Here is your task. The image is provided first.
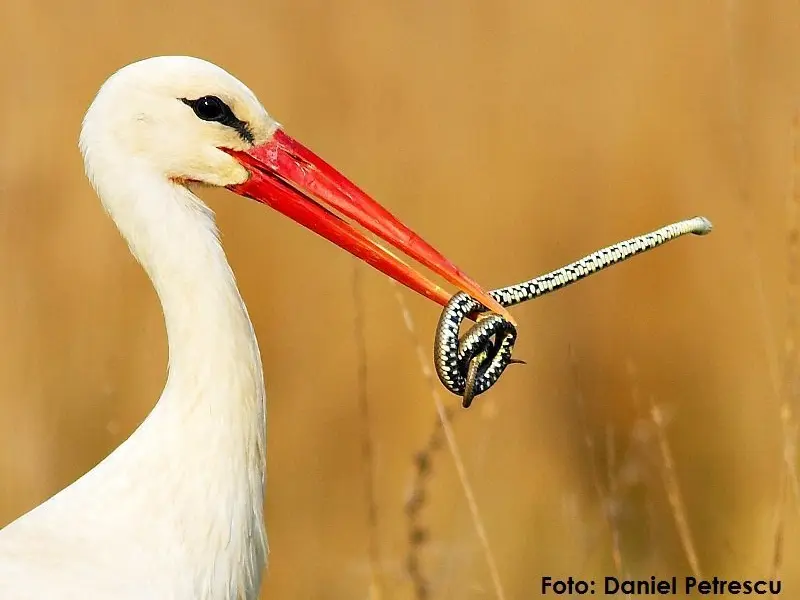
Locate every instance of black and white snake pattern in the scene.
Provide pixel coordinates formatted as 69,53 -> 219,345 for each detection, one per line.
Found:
433,216 -> 712,407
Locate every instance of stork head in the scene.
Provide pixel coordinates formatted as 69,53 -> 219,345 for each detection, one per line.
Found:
80,55 -> 512,322
80,56 -> 275,188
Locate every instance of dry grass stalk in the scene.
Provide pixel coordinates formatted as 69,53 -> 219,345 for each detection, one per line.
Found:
649,399 -> 702,579
769,465 -> 787,587
392,283 -> 507,600
725,3 -> 800,576
627,354 -> 699,576
567,348 -> 625,576
768,109 -> 800,586
781,110 -> 800,507
603,425 -> 625,577
352,266 -> 383,600
405,408 -> 455,600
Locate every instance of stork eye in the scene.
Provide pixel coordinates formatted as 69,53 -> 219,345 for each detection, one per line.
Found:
183,95 -> 227,121
179,96 -> 255,145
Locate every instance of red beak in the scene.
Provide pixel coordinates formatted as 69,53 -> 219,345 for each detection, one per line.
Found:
224,129 -> 513,324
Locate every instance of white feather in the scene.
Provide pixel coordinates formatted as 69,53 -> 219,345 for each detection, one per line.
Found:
0,56 -> 279,599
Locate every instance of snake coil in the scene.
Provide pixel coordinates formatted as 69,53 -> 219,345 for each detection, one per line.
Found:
433,216 -> 713,408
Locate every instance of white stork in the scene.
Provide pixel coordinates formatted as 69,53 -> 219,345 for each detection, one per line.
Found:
0,56 -> 508,599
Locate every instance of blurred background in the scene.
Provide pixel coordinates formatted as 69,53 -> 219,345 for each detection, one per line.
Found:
0,1 -> 798,597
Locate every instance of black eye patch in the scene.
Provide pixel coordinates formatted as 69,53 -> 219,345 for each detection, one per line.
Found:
180,96 -> 254,145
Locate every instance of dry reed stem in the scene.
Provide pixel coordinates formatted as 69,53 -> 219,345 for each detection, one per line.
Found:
603,427 -> 634,598
767,109 -> 800,586
628,357 -> 699,576
725,4 -> 800,577
603,425 -> 625,578
769,465 -> 787,588
649,399 -> 703,579
405,406 -> 455,600
624,360 -> 672,574
782,109 -> 800,504
567,348 -> 624,576
391,283 -> 507,600
352,265 -> 383,600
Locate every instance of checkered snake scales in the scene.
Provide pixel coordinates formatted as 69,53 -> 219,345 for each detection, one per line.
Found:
433,216 -> 712,408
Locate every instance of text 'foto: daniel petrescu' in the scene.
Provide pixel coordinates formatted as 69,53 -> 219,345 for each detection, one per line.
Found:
541,575 -> 782,595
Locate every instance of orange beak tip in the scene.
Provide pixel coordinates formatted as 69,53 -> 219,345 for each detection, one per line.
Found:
500,308 -> 517,327
478,295 -> 515,326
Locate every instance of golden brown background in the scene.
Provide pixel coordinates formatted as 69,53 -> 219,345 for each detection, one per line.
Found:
0,1 -> 798,598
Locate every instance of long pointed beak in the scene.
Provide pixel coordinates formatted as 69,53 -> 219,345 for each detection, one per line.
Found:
223,129 -> 513,323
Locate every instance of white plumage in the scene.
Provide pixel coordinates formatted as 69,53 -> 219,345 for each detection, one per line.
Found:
0,56 -> 273,600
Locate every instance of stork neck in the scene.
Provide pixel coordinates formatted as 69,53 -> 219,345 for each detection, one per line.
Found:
100,171 -> 260,382
86,168 -> 268,598
90,163 -> 267,466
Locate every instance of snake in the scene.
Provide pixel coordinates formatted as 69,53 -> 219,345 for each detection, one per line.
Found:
433,215 -> 713,408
